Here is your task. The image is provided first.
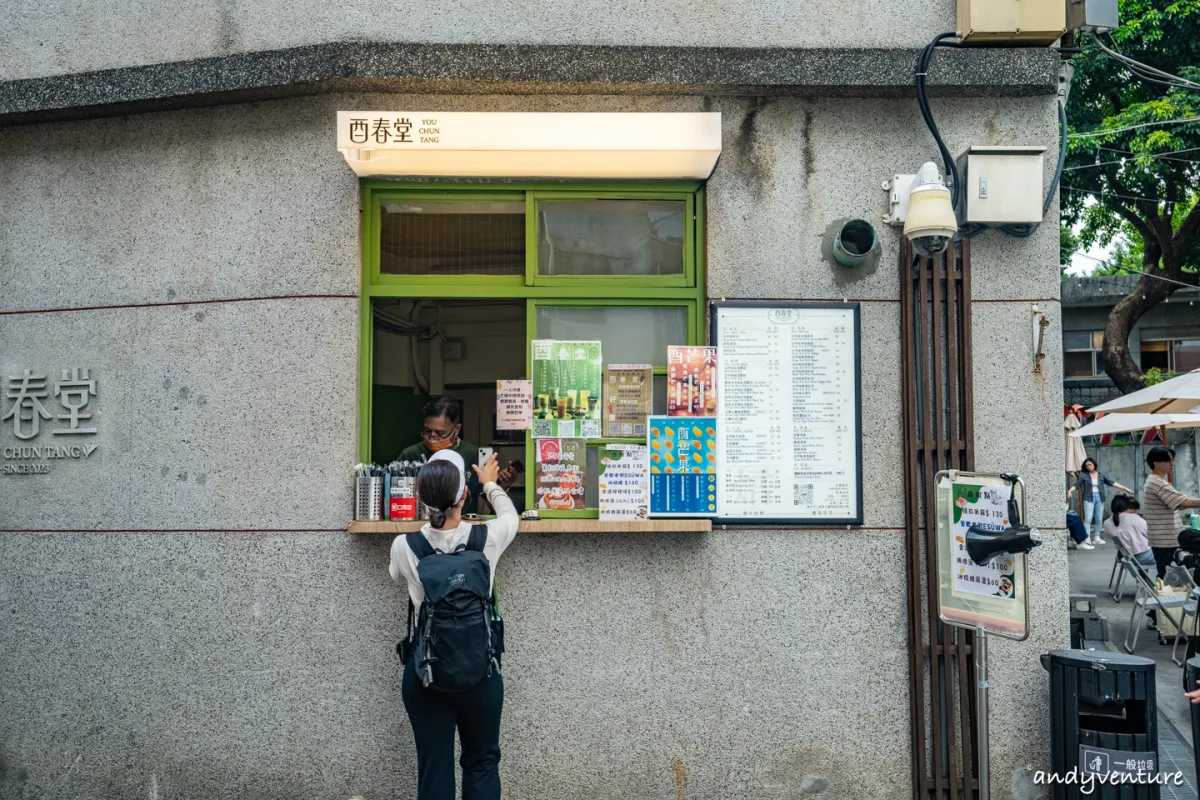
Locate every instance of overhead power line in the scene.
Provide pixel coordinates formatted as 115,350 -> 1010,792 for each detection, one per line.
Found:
1068,116 -> 1200,140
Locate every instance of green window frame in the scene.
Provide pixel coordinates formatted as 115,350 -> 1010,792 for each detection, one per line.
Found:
358,180 -> 707,519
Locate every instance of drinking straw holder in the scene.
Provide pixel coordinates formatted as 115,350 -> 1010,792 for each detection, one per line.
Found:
355,475 -> 384,520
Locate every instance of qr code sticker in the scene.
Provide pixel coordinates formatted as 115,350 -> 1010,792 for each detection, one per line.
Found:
621,423 -> 633,435
794,483 -> 814,507
633,423 -> 646,436
580,419 -> 601,439
533,419 -> 554,439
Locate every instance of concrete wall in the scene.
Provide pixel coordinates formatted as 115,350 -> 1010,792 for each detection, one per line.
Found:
0,91 -> 1066,799
0,0 -> 958,81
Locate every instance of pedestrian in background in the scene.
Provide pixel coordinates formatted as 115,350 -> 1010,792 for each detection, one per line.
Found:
1067,457 -> 1132,547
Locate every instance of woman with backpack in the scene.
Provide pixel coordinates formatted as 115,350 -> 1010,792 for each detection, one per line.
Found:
389,449 -> 519,800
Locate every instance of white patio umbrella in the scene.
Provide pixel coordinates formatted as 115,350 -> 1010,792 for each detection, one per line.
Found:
1089,368 -> 1200,414
1070,412 -> 1200,437
1064,412 -> 1087,473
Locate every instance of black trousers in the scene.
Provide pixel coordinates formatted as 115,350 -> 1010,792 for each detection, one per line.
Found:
402,657 -> 504,800
1152,547 -> 1177,580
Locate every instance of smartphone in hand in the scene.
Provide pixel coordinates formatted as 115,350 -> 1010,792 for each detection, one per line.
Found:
478,447 -> 494,466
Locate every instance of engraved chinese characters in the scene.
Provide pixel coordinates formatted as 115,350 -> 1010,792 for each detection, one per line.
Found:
2,367 -> 100,475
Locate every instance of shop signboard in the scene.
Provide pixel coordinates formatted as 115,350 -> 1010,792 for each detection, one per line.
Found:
603,364 -> 653,438
666,346 -> 717,417
534,438 -> 587,510
710,302 -> 862,525
531,340 -> 602,439
598,444 -> 650,520
648,416 -> 718,517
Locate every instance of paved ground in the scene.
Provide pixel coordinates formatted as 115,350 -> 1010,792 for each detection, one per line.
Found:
1067,540 -> 1198,797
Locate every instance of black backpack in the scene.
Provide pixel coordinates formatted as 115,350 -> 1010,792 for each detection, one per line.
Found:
397,524 -> 503,692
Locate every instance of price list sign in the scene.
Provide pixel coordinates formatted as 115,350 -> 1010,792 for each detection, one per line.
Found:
711,302 -> 862,525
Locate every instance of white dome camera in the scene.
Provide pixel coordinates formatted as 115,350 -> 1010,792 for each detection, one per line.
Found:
903,161 -> 959,257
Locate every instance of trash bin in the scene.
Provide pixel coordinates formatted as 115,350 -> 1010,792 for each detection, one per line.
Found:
1186,657 -> 1200,792
1042,649 -> 1158,798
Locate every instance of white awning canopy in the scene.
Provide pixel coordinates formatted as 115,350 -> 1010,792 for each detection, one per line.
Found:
336,111 -> 722,180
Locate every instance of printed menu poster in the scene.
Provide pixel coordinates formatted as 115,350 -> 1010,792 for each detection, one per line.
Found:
648,416 -> 718,517
598,444 -> 650,520
534,438 -> 586,510
667,346 -> 718,417
532,340 -> 602,439
951,483 -> 1019,602
714,303 -> 861,524
603,364 -> 653,438
496,380 -> 533,430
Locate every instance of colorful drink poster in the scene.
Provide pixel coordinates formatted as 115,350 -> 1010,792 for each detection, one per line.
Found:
598,444 -> 650,520
603,364 -> 653,438
648,416 -> 718,517
951,483 -> 1019,602
534,438 -> 587,510
667,346 -> 718,417
532,340 -> 602,439
496,380 -> 533,431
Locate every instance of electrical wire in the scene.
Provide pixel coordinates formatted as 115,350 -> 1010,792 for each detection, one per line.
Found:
1061,185 -> 1194,205
1093,34 -> 1200,92
1069,251 -> 1200,290
1064,154 -> 1200,171
914,31 -> 965,208
1068,116 -> 1200,140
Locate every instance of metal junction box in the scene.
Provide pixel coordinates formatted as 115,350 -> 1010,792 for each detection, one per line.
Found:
958,0 -> 1067,44
1066,0 -> 1118,32
956,146 -> 1047,225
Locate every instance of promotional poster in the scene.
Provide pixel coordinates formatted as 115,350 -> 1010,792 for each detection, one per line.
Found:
532,340 -> 602,439
667,346 -> 717,417
647,416 -> 718,516
534,438 -> 587,510
603,364 -> 653,438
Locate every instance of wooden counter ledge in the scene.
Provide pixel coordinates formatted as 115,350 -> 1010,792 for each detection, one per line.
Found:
347,519 -> 712,534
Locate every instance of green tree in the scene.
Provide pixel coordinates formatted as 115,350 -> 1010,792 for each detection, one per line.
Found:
1062,0 -> 1200,393
1061,223 -> 1081,271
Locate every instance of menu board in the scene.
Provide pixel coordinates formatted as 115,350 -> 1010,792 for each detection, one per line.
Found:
534,438 -> 587,510
598,444 -> 651,520
531,340 -> 602,439
648,416 -> 719,517
711,302 -> 861,525
603,364 -> 653,437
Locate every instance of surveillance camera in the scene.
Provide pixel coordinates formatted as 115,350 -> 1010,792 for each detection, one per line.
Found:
903,161 -> 958,257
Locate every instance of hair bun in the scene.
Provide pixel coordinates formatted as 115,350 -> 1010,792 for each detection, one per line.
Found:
428,508 -> 447,528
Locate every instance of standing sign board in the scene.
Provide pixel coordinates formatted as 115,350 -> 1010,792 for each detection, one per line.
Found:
935,471 -> 1030,639
598,444 -> 651,520
710,302 -> 862,525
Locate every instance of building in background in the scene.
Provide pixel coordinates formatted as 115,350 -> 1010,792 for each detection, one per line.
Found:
0,5 -> 1066,799
1063,274 -> 1200,407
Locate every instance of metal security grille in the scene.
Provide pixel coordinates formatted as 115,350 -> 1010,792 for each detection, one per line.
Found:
901,239 -> 979,799
380,201 -> 525,276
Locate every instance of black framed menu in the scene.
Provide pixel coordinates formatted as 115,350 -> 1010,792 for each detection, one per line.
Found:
711,301 -> 863,525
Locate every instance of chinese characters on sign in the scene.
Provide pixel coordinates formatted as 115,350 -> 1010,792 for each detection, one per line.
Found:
648,416 -> 718,517
531,340 -> 602,440
667,347 -> 717,417
348,117 -> 415,145
496,380 -> 532,431
1,367 -> 99,474
951,483 -> 1019,602
713,304 -> 860,524
603,364 -> 653,438
598,444 -> 650,520
534,439 -> 587,510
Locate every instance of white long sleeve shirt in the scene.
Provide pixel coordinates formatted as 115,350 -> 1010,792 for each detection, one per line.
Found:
389,481 -> 519,608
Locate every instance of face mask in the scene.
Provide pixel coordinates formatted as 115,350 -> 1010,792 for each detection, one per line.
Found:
426,438 -> 455,452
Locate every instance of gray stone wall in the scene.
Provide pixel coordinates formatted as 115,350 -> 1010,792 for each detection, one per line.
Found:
0,91 -> 1066,799
1,1 -> 959,81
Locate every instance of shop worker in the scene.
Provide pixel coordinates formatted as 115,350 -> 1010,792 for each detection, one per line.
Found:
1142,446 -> 1200,579
390,450 -> 518,800
396,396 -> 517,509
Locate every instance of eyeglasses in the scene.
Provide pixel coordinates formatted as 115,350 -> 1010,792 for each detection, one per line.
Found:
422,427 -> 456,442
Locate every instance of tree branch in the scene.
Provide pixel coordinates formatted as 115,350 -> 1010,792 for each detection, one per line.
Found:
1174,200 -> 1200,250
